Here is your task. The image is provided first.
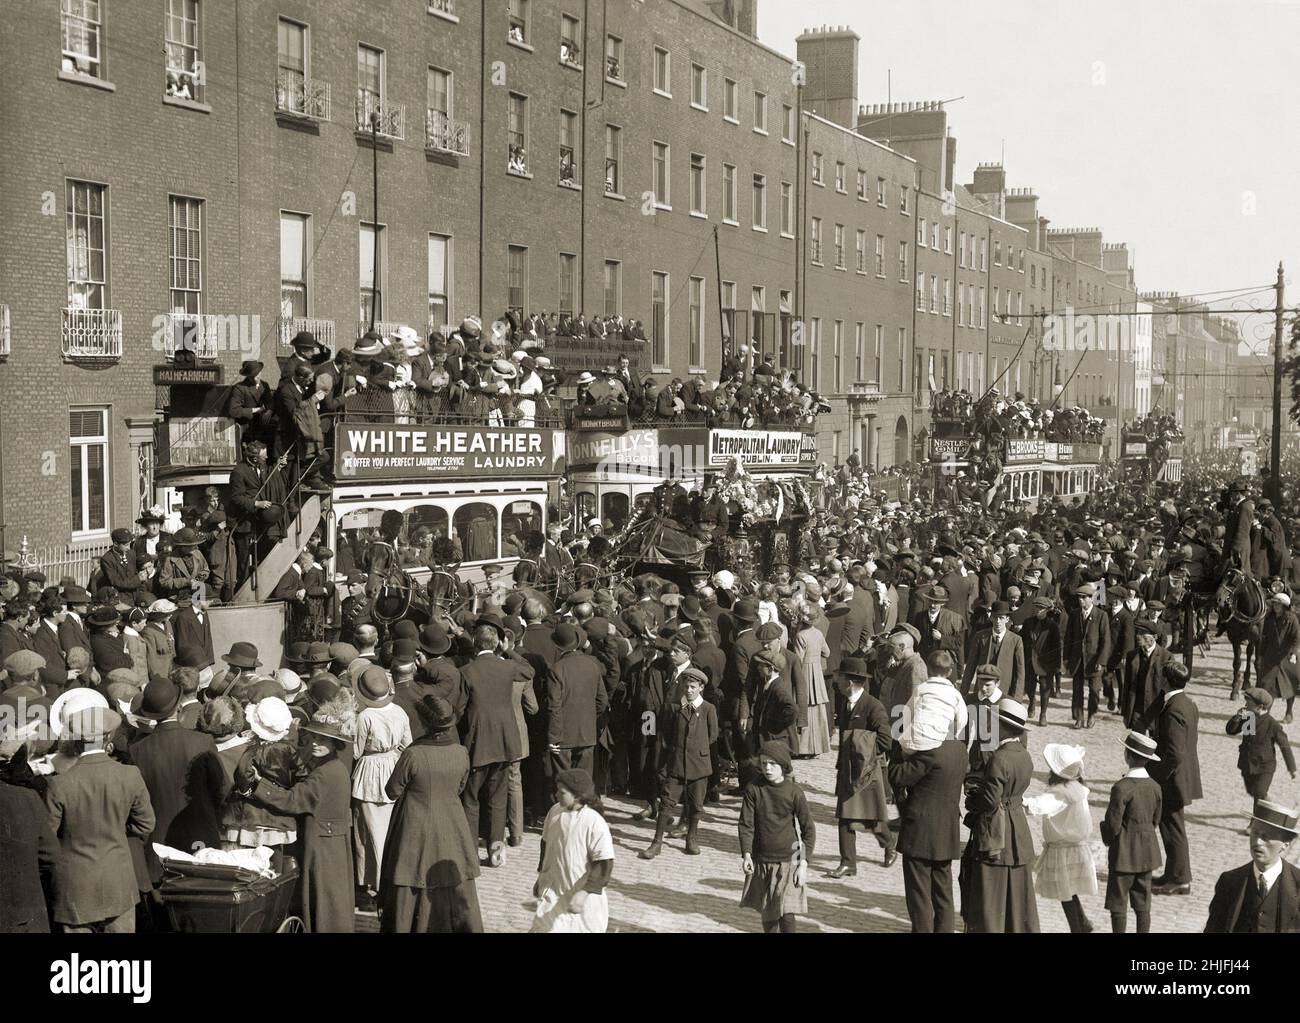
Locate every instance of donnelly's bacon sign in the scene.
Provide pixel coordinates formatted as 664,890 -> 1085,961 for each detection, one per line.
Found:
337,426 -> 562,478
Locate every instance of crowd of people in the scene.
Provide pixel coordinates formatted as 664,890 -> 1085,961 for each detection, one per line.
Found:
5,454 -> 1300,934
932,388 -> 1108,444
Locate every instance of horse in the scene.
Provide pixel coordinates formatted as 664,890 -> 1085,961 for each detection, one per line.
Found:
1214,566 -> 1267,694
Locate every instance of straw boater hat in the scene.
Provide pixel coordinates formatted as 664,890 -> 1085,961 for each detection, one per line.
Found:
1043,743 -> 1086,780
996,699 -> 1028,733
1248,799 -> 1300,838
1122,730 -> 1161,762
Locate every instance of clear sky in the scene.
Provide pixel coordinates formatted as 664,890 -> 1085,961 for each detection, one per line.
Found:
756,0 -> 1299,343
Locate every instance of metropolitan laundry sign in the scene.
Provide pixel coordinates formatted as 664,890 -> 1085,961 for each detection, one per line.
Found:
337,426 -> 562,479
708,429 -> 811,467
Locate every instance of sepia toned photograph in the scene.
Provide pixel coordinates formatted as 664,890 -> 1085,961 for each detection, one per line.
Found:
1,0 -> 1298,1001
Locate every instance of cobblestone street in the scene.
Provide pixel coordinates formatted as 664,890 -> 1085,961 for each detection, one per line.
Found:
382,637 -> 1295,934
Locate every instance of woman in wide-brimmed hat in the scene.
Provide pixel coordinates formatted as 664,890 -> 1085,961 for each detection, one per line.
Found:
234,695 -> 356,932
379,695 -> 484,933
352,665 -> 412,902
157,527 -> 210,603
1024,742 -> 1098,933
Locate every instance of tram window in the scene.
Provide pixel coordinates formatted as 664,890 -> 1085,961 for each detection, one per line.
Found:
454,502 -> 499,562
575,492 -> 596,530
502,500 -> 543,558
401,504 -> 450,568
337,507 -> 385,576
602,493 -> 630,532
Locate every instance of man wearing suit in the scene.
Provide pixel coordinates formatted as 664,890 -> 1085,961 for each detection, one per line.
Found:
911,585 -> 967,678
546,623 -> 608,781
44,706 -> 156,932
1205,799 -> 1300,933
31,592 -> 75,695
58,585 -> 93,658
961,601 -> 1025,699
721,598 -> 762,777
1105,584 -> 1138,715
840,564 -> 878,659
1256,498 -> 1292,578
1124,620 -> 1171,731
1064,581 -> 1111,730
99,528 -> 145,596
458,622 -> 524,867
172,591 -> 215,669
888,733 -> 969,933
226,439 -> 286,590
1224,478 -> 1256,577
1150,661 -> 1202,895
0,775 -> 59,932
128,677 -> 224,887
939,558 -> 977,623
1021,597 -> 1062,725
744,648 -> 799,765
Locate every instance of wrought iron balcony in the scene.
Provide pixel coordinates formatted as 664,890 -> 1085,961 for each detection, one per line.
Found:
162,312 -> 221,360
355,94 -> 405,140
62,307 -> 122,359
276,71 -> 331,121
279,316 -> 337,350
425,110 -> 470,156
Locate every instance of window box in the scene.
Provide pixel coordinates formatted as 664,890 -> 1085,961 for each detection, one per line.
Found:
428,0 -> 458,21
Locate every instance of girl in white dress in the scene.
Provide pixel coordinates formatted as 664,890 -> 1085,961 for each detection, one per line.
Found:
1025,743 -> 1098,933
531,768 -> 615,933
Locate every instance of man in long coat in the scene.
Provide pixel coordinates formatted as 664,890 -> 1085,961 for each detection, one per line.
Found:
1124,619 -> 1172,732
828,657 -> 895,877
1149,663 -> 1202,896
1064,582 -> 1111,729
1257,592 -> 1300,723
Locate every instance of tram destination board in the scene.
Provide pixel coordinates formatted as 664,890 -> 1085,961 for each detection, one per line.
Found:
337,425 -> 562,479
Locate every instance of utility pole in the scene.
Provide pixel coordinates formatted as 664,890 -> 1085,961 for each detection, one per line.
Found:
1270,261 -> 1285,503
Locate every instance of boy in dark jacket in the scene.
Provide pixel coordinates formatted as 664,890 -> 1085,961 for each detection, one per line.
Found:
1227,688 -> 1297,799
640,668 -> 717,860
1101,730 -> 1164,934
